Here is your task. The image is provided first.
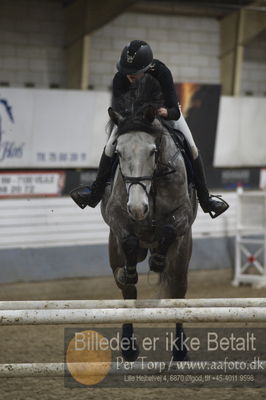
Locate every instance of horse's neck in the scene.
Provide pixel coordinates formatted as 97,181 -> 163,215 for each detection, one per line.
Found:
160,131 -> 181,165
159,131 -> 189,196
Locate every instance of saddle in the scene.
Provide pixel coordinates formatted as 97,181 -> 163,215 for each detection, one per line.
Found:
161,120 -> 194,185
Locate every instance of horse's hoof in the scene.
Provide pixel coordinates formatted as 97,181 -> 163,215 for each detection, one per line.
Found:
149,254 -> 166,272
172,324 -> 188,361
114,268 -> 138,288
121,342 -> 140,362
172,347 -> 188,361
122,285 -> 137,299
114,267 -> 127,288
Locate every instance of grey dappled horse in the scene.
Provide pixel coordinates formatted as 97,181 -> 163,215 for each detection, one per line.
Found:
100,75 -> 198,361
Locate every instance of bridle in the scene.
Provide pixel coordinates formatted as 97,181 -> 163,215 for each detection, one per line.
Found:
116,134 -> 179,227
116,137 -> 161,197
123,175 -> 154,197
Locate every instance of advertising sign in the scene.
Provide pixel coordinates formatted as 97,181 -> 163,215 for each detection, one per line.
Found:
0,88 -> 110,169
0,171 -> 65,197
175,84 -> 262,189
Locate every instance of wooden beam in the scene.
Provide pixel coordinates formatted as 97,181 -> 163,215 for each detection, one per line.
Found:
129,1 -> 230,18
220,11 -> 239,95
65,0 -> 136,46
220,7 -> 266,95
65,38 -> 83,89
81,34 -> 91,90
241,9 -> 266,44
233,9 -> 245,96
64,0 -> 136,89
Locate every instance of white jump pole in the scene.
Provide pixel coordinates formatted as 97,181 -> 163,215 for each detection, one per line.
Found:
1,298 -> 266,310
1,307 -> 266,325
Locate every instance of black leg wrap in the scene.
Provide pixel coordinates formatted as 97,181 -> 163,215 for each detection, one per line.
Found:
122,236 -> 139,285
149,225 -> 177,273
158,225 -> 177,252
124,266 -> 138,285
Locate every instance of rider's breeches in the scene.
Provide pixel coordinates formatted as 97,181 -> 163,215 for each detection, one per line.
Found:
174,113 -> 199,160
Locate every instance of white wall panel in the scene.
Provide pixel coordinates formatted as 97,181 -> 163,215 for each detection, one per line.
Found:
214,97 -> 266,167
1,88 -> 266,169
0,88 -> 110,168
0,191 -> 236,250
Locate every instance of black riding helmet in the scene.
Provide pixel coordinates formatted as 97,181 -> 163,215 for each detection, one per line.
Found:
117,40 -> 153,75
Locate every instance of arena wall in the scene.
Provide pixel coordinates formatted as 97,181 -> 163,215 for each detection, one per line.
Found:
0,0 -> 65,88
0,1 -> 265,95
0,192 -> 237,283
0,1 -> 265,283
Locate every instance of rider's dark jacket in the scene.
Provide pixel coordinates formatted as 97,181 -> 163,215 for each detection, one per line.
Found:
112,59 -> 181,121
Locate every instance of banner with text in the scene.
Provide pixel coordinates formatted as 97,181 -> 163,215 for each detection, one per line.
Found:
0,171 -> 65,197
0,89 -> 110,168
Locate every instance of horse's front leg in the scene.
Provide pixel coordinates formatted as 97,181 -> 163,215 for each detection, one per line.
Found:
149,224 -> 177,272
112,234 -> 139,297
121,235 -> 140,361
122,235 -> 139,285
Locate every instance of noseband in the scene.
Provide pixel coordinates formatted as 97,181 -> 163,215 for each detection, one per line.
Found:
122,175 -> 154,196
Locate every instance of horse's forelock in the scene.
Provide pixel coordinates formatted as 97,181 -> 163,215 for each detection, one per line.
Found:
116,117 -> 163,139
113,75 -> 164,116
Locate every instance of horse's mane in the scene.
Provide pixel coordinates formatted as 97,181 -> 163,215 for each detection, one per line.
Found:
107,74 -> 165,137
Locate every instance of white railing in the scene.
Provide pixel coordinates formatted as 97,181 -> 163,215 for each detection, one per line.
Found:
0,298 -> 266,378
233,189 -> 266,287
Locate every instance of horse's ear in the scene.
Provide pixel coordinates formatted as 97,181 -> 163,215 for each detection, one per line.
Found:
143,105 -> 156,123
108,107 -> 123,125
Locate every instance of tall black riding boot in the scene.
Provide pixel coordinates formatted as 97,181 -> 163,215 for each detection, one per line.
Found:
70,149 -> 113,209
192,155 -> 229,218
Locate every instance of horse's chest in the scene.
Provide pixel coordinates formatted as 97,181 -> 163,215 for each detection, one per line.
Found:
133,226 -> 158,249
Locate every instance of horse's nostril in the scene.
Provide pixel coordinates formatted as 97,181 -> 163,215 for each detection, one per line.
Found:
144,204 -> 149,214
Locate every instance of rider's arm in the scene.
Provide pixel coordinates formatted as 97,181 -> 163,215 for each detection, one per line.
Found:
112,73 -> 130,98
112,72 -> 130,111
149,60 -> 181,121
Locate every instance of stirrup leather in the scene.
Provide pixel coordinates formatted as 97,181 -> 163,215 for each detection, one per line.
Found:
208,195 -> 229,219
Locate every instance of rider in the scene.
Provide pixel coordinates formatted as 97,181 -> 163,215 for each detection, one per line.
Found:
70,40 -> 229,218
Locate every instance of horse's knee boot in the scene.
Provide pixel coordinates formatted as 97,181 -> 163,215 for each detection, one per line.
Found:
159,225 -> 177,252
149,253 -> 166,272
122,236 -> 139,284
149,225 -> 177,273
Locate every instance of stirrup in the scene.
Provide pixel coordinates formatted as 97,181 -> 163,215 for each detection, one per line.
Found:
208,195 -> 229,219
69,185 -> 91,209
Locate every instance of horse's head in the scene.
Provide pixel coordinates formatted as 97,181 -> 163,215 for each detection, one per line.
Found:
108,105 -> 162,221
